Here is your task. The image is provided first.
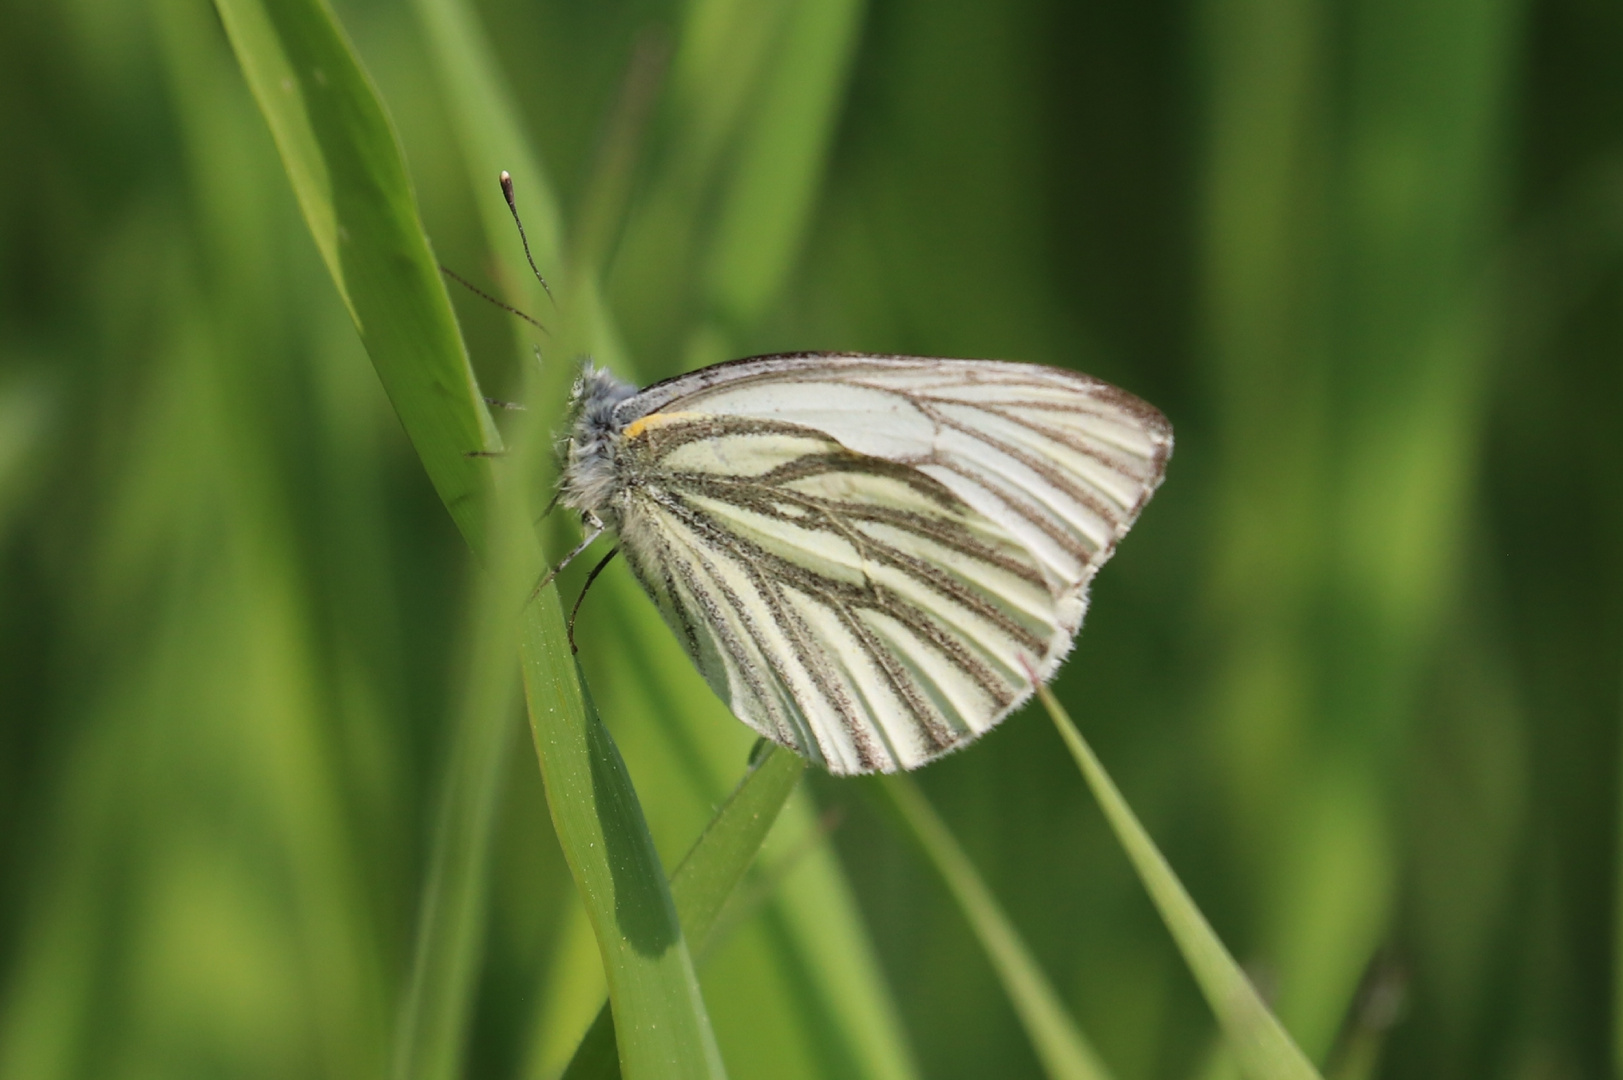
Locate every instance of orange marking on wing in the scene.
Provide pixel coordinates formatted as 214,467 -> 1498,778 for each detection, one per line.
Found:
623,411 -> 703,440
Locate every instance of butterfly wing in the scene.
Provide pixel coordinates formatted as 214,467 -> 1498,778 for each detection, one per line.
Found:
613,354 -> 1171,774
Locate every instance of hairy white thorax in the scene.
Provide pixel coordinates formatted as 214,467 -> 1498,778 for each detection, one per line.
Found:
558,362 -> 638,527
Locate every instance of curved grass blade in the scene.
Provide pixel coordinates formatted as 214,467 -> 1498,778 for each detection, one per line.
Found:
212,3 -> 726,1078
1036,686 -> 1322,1080
559,745 -> 807,1080
412,4 -> 914,1080
209,5 -> 513,1075
212,0 -> 500,557
877,775 -> 1116,1080
616,0 -> 869,371
670,747 -> 809,940
519,601 -> 727,1080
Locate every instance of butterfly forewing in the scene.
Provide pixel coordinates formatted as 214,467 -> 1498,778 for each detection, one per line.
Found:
621,355 -> 1169,588
602,354 -> 1171,774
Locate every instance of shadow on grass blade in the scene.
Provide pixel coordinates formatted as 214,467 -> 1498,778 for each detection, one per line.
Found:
558,745 -> 807,1080
213,1 -> 728,1076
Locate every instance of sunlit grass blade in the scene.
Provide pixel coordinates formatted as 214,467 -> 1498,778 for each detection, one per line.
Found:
212,0 -> 500,556
1036,686 -> 1322,1080
877,774 -> 1115,1080
558,745 -> 807,1079
414,3 -> 914,1079
209,4 -> 515,1077
214,3 -> 727,1077
519,600 -> 726,1079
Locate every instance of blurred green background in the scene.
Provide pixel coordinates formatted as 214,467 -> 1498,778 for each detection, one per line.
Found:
1,0 -> 1620,1077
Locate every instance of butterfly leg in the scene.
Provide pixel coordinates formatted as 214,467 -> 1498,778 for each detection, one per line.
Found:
567,547 -> 619,654
529,511 -> 605,601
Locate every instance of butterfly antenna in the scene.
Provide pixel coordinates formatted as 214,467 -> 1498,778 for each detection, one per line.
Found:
568,547 -> 619,653
439,265 -> 550,336
500,171 -> 554,304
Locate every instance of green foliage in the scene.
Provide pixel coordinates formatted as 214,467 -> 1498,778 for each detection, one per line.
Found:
1038,688 -> 1320,1080
878,774 -> 1116,1080
212,0 -> 730,1077
2,0 -> 1621,1078
558,745 -> 808,1080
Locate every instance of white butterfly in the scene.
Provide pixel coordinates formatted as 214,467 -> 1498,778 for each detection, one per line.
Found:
555,352 -> 1171,775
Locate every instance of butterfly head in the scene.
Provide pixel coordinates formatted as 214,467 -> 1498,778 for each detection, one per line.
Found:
558,362 -> 639,523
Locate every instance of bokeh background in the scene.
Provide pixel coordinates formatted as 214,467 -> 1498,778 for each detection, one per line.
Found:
2,0 -> 1620,1077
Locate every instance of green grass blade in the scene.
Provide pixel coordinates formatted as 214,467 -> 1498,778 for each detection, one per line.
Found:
519,603 -> 727,1080
211,4 -> 511,1077
558,745 -> 807,1080
212,0 -> 500,558
215,3 -> 726,1077
877,775 -> 1116,1080
612,0 -> 867,371
389,560 -> 524,1080
414,0 -> 563,276
1037,686 -> 1322,1080
414,5 -> 913,1079
0,371 -> 50,544
670,747 -> 808,939
411,0 -> 567,353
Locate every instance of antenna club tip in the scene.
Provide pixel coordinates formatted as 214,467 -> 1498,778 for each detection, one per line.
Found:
499,170 -> 511,184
